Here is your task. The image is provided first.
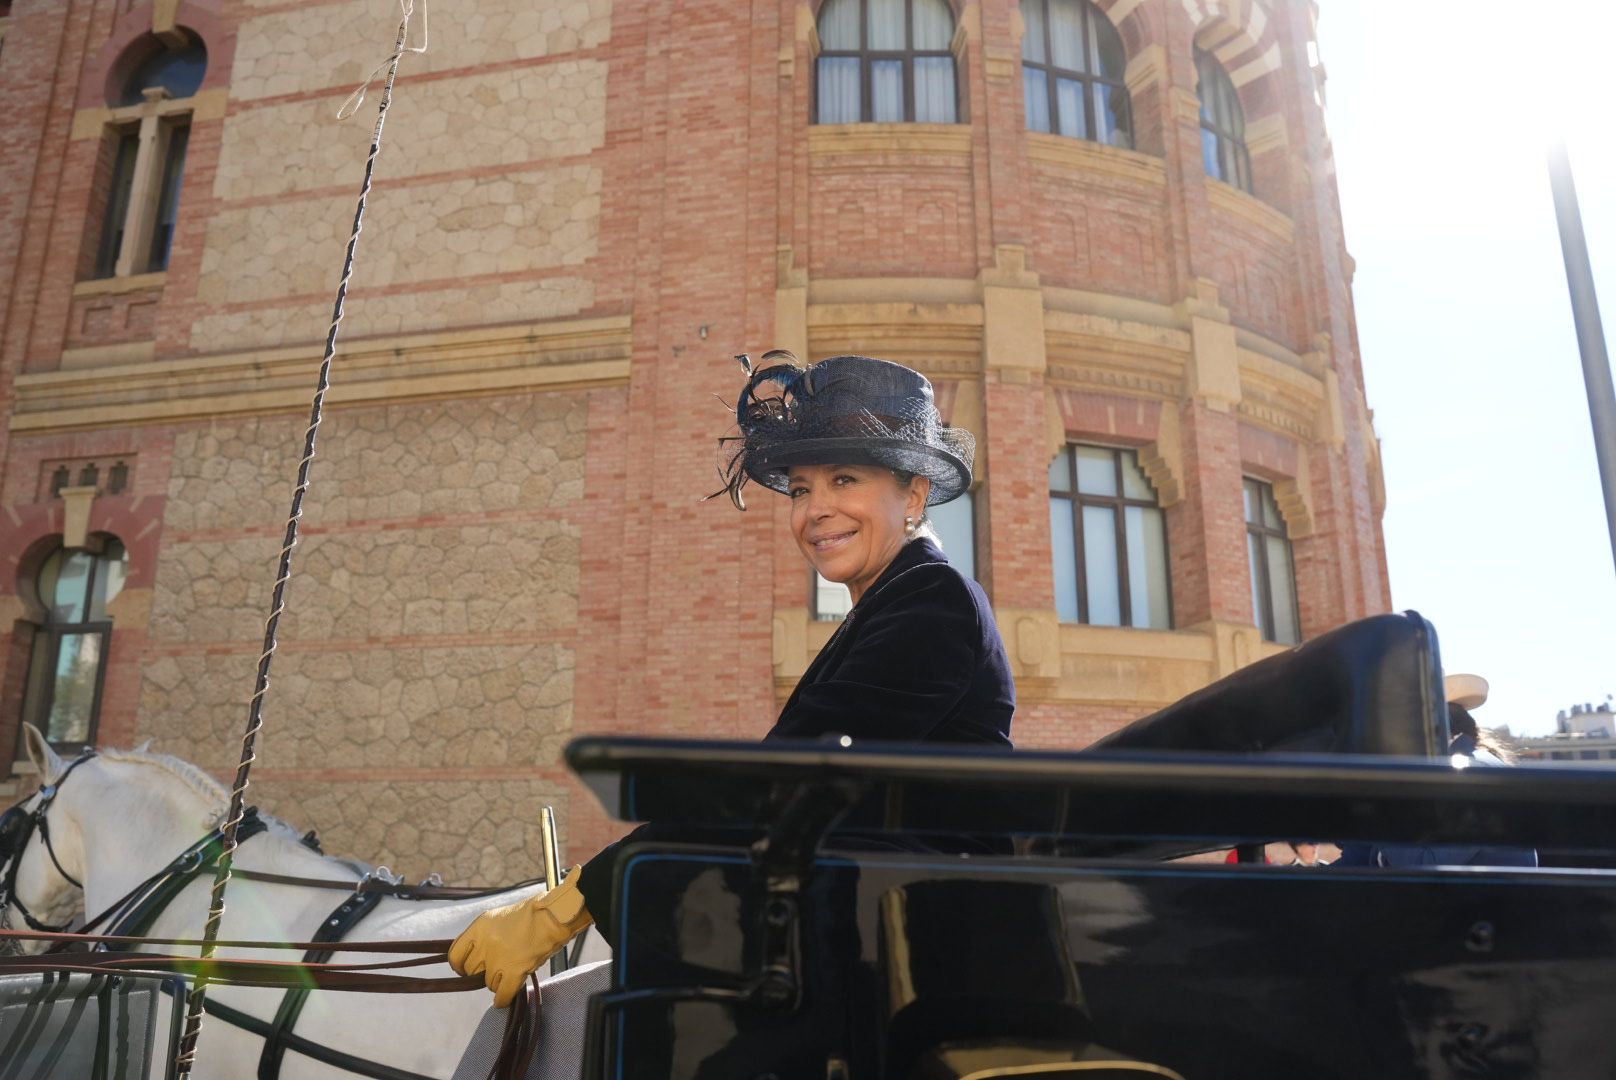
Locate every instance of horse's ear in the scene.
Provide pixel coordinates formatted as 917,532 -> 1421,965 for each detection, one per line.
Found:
22,724 -> 63,781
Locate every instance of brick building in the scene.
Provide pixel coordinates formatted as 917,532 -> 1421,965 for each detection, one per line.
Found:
0,0 -> 1389,882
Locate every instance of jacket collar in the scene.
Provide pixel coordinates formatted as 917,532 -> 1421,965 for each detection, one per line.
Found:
850,537 -> 946,613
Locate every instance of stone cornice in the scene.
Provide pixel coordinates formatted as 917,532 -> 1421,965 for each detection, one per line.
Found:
1235,349 -> 1326,442
1025,133 -> 1168,188
12,315 -> 633,434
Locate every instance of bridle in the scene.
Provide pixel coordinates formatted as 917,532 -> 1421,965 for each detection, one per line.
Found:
0,752 -> 97,936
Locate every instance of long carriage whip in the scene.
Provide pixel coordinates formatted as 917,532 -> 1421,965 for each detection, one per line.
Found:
173,3 -> 427,1074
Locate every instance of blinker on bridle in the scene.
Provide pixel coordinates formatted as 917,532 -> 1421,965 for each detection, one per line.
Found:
0,752 -> 96,935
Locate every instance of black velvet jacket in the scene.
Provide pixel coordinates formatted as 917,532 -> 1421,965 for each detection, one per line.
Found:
576,537 -> 1015,935
767,537 -> 1014,746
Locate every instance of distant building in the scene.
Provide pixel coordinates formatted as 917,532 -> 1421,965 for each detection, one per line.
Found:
1517,702 -> 1616,764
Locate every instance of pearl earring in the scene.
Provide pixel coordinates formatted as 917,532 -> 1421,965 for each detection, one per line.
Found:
904,516 -> 916,536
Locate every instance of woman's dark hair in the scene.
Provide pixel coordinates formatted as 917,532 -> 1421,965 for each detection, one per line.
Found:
1449,703 -> 1512,761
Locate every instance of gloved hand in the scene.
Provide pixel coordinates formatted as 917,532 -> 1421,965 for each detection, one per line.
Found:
448,866 -> 593,1008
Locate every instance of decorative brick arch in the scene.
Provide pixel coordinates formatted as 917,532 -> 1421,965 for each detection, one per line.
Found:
1180,0 -> 1282,94
1092,0 -> 1163,56
76,0 -> 235,110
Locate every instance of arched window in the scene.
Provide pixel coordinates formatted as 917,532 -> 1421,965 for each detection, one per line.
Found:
1050,445 -> 1171,628
816,0 -> 958,125
89,33 -> 205,280
19,541 -> 128,750
1020,0 -> 1131,148
1195,48 -> 1251,192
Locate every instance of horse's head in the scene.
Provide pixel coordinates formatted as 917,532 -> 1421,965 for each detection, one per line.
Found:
0,726 -> 87,954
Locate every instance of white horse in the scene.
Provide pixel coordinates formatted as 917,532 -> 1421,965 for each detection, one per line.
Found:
3,725 -> 606,1079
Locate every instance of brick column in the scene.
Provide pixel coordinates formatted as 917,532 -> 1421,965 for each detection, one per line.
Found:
978,244 -> 1061,688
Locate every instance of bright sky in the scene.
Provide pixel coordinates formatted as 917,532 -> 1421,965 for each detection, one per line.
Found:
1319,1 -> 1616,735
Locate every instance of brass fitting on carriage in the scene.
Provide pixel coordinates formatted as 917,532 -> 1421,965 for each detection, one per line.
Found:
448,865 -> 593,1008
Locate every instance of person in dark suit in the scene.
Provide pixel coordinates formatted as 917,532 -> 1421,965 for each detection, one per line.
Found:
449,353 -> 1016,1006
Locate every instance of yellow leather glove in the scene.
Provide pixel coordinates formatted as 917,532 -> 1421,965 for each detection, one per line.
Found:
448,866 -> 594,1008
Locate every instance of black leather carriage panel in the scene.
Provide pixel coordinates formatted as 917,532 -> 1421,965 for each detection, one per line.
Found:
1089,610 -> 1447,759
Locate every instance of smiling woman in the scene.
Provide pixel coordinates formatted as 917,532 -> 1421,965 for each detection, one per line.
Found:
447,353 -> 1017,1006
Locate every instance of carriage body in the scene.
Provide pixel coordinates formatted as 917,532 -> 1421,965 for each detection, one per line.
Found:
572,613 -> 1616,1079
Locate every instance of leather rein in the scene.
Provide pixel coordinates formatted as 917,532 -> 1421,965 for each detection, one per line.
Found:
0,755 -> 547,1080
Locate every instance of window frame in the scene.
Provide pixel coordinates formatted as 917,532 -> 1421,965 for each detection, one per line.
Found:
19,543 -> 126,752
1194,48 -> 1253,193
1049,444 -> 1173,629
814,0 -> 960,124
1244,477 -> 1300,645
85,35 -> 203,282
1019,0 -> 1132,147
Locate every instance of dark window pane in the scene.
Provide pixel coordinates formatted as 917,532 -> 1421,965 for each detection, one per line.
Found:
1051,498 -> 1079,622
1096,82 -> 1132,148
872,59 -> 905,122
1202,128 -> 1222,181
1093,9 -> 1126,80
46,632 -> 103,744
1024,67 -> 1051,132
1247,531 -> 1268,637
1081,504 -> 1121,625
1048,448 -> 1071,492
1074,445 -> 1116,495
818,57 -> 861,123
1120,449 -> 1152,499
818,0 -> 860,50
1243,479 -> 1261,523
147,121 -> 189,272
1126,505 -> 1171,629
20,627 -> 52,737
51,551 -> 94,623
1049,0 -> 1087,72
932,491 -> 975,578
95,131 -> 141,279
868,0 -> 905,50
119,42 -> 207,107
1021,0 -> 1047,62
89,541 -> 129,621
1261,483 -> 1283,529
1266,534 -> 1299,644
914,57 -> 956,123
1056,77 -> 1087,139
912,0 -> 954,50
815,572 -> 852,621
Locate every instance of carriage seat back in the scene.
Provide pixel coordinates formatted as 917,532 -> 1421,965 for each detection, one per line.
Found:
1088,611 -> 1447,758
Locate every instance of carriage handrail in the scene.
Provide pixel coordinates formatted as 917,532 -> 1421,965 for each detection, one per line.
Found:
568,735 -> 1616,854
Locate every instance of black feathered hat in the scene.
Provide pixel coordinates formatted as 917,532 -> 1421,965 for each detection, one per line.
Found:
715,352 -> 974,509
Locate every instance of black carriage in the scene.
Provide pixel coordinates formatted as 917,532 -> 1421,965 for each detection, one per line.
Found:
572,612 -> 1616,1079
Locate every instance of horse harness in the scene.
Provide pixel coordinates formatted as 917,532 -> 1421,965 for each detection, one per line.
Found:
0,752 -> 100,935
0,755 -> 524,1080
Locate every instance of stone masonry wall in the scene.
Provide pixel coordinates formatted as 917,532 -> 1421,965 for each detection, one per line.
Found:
139,392 -> 589,883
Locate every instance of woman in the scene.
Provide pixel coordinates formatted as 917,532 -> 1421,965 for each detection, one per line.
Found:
448,353 -> 1015,1006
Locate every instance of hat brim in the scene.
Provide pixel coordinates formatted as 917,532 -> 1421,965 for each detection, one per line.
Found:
745,436 -> 972,505
1443,673 -> 1489,710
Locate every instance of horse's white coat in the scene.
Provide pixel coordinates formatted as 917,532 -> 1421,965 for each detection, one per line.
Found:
7,729 -> 606,1079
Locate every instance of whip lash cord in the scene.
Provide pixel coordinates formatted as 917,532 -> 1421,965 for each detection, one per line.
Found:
174,3 -> 427,1074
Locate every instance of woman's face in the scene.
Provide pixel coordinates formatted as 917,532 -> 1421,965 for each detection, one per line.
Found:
787,464 -> 930,603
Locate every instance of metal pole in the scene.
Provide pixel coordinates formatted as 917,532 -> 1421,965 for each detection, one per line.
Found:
539,806 -> 567,976
1548,141 -> 1616,577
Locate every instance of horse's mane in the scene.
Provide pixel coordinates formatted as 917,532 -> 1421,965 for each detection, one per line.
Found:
93,747 -> 362,866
